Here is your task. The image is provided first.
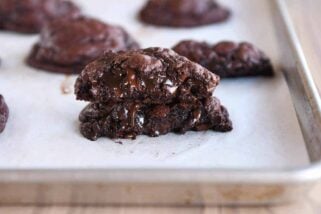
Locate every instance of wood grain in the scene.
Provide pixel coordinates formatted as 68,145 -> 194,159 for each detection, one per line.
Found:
1,0 -> 321,213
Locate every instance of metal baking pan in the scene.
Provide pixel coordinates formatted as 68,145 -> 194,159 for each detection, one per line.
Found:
1,0 -> 321,205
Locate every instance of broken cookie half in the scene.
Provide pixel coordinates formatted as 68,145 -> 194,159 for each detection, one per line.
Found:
75,47 -> 232,140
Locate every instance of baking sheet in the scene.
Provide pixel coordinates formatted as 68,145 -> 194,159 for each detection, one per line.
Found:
0,0 -> 309,169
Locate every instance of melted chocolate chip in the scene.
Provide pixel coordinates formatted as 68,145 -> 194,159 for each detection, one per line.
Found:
128,103 -> 140,127
126,69 -> 140,90
103,71 -> 124,97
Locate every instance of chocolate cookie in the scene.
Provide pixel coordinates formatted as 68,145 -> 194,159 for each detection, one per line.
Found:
173,40 -> 274,78
75,47 -> 219,104
75,47 -> 232,140
79,97 -> 232,140
139,0 -> 230,28
0,95 -> 9,133
26,16 -> 140,74
0,0 -> 80,34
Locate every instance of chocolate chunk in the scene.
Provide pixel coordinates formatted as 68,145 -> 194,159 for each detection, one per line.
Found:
79,97 -> 232,140
0,0 -> 80,34
173,40 -> 274,78
26,16 -> 140,74
75,47 -> 219,104
0,95 -> 9,133
139,0 -> 230,28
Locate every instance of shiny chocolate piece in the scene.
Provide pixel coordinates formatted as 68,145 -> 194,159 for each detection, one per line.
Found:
173,40 -> 274,78
139,0 -> 230,28
0,95 -> 9,133
79,97 -> 232,140
26,16 -> 140,74
75,47 -> 219,104
0,0 -> 80,34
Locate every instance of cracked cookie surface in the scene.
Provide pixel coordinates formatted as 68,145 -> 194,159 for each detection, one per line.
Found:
139,0 -> 230,28
0,0 -> 80,34
27,16 -> 140,74
173,40 -> 274,78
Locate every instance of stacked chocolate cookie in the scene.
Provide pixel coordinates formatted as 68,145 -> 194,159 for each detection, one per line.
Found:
75,47 -> 232,140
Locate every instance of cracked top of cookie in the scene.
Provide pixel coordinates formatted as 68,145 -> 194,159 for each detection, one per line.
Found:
139,0 -> 230,27
0,0 -> 80,34
32,16 -> 139,67
173,40 -> 274,77
75,47 -> 219,104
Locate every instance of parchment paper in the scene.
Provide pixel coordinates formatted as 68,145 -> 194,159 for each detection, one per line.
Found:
0,0 -> 309,169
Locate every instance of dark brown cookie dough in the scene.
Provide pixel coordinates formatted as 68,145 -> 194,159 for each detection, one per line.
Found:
26,16 -> 140,74
139,0 -> 230,28
0,95 -> 9,133
173,40 -> 274,78
75,47 -> 219,104
79,97 -> 232,140
0,0 -> 80,34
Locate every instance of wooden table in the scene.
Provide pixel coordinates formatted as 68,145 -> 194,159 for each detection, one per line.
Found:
1,183 -> 321,214
1,0 -> 321,213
